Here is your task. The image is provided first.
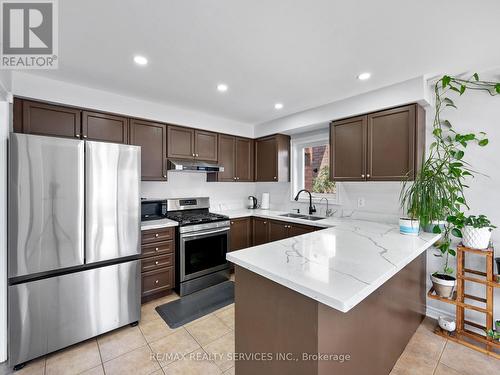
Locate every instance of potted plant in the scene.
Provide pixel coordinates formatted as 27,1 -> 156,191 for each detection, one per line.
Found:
400,73 -> 500,297
486,320 -> 500,341
462,215 -> 496,250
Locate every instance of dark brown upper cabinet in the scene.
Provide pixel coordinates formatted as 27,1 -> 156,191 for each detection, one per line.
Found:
255,134 -> 290,182
217,135 -> 254,182
330,116 -> 367,181
167,125 -> 218,162
82,111 -> 128,143
129,119 -> 167,181
16,99 -> 82,139
229,218 -> 252,251
330,104 -> 424,182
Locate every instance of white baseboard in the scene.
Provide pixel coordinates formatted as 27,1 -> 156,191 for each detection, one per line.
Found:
426,304 -> 454,321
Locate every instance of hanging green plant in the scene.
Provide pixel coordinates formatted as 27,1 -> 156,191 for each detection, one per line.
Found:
400,73 -> 500,275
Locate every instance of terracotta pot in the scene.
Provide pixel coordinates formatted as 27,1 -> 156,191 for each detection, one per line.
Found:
431,273 -> 456,298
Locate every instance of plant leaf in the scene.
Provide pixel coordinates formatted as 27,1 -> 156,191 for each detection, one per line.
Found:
496,83 -> 500,94
479,139 -> 489,146
473,73 -> 479,81
451,228 -> 463,238
460,85 -> 466,95
442,75 -> 451,88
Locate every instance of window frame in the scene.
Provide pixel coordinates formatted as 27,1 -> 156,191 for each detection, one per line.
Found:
290,130 -> 339,205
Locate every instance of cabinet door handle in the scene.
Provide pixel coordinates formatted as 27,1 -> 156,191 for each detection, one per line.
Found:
361,174 -> 365,178
192,153 -> 195,157
155,233 -> 159,237
367,174 -> 371,178
155,247 -> 159,251
273,176 -> 277,180
163,174 -> 167,178
155,280 -> 159,284
155,261 -> 159,265
83,135 -> 88,139
75,134 -> 80,138
263,221 -> 267,224
231,221 -> 234,225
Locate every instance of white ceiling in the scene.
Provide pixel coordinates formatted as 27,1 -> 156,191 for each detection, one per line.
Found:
33,0 -> 500,125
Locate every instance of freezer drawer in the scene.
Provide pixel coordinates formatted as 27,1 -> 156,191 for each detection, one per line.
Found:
8,260 -> 141,366
85,141 -> 141,263
8,133 -> 85,278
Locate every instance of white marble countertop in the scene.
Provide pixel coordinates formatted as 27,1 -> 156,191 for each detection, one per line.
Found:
226,215 -> 440,313
141,218 -> 178,231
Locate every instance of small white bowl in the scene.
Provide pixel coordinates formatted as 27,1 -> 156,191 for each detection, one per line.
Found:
438,316 -> 456,332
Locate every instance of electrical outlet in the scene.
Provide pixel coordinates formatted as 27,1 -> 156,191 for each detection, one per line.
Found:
357,198 -> 365,208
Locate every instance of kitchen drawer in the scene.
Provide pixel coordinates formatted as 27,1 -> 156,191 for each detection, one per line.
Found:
141,253 -> 174,273
141,240 -> 173,258
141,227 -> 174,244
141,267 -> 174,297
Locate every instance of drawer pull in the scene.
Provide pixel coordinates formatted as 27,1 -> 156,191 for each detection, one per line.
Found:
155,280 -> 159,284
155,247 -> 159,251
155,261 -> 159,265
155,233 -> 159,237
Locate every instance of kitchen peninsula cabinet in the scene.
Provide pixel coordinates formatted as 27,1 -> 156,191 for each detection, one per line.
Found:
252,217 -> 270,245
167,125 -> 218,162
330,104 -> 424,181
255,134 -> 290,182
129,119 -> 167,181
252,218 -> 317,245
218,135 -> 254,182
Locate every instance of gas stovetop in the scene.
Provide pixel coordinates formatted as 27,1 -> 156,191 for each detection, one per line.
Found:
165,209 -> 229,226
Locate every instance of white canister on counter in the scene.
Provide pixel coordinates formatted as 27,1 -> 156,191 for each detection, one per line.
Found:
261,193 -> 270,209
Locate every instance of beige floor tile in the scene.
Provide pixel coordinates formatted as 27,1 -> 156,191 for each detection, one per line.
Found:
1,357 -> 46,375
162,348 -> 221,375
434,363 -> 465,375
45,339 -> 101,375
80,365 -> 105,375
139,318 -> 181,343
149,328 -> 201,367
390,351 -> 438,375
183,313 -> 214,328
202,331 -> 235,372
185,316 -> 231,346
223,366 -> 235,375
141,294 -> 180,323
440,340 -> 500,375
103,345 -> 160,375
214,306 -> 234,329
97,326 -> 147,362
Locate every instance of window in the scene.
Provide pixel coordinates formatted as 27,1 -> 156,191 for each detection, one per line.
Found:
291,131 -> 338,203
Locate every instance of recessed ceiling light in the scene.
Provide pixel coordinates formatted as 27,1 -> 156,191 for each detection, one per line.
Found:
357,72 -> 371,80
274,103 -> 283,110
133,55 -> 148,66
217,83 -> 228,92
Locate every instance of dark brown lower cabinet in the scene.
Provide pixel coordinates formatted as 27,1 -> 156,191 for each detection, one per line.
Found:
140,227 -> 175,303
269,220 -> 290,242
229,218 -> 252,252
252,218 -> 317,246
252,217 -> 270,245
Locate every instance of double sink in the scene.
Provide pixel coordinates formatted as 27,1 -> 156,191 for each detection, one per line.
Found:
279,213 -> 325,221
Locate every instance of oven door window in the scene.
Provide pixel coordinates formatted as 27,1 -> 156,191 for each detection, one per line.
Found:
183,231 -> 228,278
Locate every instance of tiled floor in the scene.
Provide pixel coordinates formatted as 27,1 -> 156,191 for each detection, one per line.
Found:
1,294 -> 498,375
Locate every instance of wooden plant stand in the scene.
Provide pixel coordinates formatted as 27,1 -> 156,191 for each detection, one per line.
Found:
427,244 -> 500,359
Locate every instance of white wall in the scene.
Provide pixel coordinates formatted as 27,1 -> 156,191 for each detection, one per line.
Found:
11,72 -> 254,138
254,76 -> 429,137
141,173 -> 256,211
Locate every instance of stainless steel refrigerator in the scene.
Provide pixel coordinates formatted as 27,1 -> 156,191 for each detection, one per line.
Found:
8,133 -> 141,367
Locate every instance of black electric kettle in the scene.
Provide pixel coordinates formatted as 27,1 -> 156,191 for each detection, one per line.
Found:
247,196 -> 258,209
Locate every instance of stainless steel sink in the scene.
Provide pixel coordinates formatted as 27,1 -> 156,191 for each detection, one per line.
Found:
279,213 -> 307,218
300,215 -> 326,221
279,213 -> 325,221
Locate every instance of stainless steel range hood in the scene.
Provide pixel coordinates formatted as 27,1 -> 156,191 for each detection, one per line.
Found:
167,158 -> 224,173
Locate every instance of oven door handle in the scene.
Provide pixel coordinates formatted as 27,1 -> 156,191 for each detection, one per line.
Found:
182,227 -> 230,238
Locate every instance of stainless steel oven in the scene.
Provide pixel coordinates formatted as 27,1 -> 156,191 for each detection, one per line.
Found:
165,197 -> 231,296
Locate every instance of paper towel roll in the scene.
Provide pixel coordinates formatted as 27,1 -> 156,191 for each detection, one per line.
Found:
261,193 -> 270,209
